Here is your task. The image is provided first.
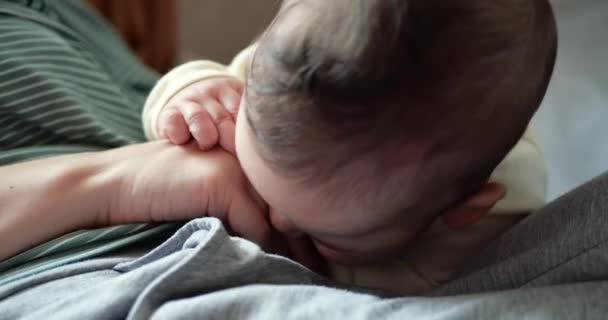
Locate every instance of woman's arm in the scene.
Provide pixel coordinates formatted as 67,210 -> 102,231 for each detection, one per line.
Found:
0,141 -> 270,261
0,150 -> 117,260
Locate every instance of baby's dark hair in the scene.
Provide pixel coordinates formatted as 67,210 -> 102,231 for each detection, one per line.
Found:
245,0 -> 557,214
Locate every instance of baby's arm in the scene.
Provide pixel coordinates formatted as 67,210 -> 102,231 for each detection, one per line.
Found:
142,45 -> 256,153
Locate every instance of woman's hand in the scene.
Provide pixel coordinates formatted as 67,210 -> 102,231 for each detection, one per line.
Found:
106,141 -> 324,270
102,141 -> 271,247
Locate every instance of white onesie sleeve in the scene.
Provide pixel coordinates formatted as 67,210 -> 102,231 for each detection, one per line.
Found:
489,127 -> 547,214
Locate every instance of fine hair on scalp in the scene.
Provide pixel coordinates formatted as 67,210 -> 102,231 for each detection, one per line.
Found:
245,0 -> 557,214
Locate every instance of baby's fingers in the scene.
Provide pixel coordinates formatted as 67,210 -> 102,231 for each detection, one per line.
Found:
204,99 -> 237,155
159,107 -> 190,145
179,101 -> 219,150
218,85 -> 243,117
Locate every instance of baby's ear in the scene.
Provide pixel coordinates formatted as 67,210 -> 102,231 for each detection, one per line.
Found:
440,183 -> 506,230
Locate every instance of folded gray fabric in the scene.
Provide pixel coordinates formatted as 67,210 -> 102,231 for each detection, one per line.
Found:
0,219 -> 324,320
1,217 -> 607,320
434,171 -> 608,296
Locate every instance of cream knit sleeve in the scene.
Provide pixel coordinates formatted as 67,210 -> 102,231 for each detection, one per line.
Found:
489,126 -> 547,214
142,45 -> 256,141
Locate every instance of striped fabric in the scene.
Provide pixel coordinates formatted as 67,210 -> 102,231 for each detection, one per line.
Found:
0,223 -> 180,286
0,0 -> 154,159
0,0 -> 178,284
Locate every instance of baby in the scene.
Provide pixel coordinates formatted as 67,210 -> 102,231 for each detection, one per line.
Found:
143,0 -> 556,293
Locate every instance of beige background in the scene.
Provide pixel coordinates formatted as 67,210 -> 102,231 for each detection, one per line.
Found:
177,0 -> 280,64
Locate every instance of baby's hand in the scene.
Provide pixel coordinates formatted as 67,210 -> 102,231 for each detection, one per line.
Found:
158,77 -> 243,154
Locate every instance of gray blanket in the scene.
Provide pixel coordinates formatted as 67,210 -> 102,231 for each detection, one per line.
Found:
0,175 -> 608,319
1,218 -> 606,320
2,168 -> 608,320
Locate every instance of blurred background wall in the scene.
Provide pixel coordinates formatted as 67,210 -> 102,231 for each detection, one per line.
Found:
89,0 -> 278,71
176,0 -> 280,64
531,0 -> 608,199
88,0 -> 177,72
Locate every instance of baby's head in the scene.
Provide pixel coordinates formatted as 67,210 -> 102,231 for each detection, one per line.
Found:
235,0 -> 557,264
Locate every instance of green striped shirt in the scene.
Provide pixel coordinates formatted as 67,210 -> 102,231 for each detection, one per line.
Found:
0,0 -> 178,284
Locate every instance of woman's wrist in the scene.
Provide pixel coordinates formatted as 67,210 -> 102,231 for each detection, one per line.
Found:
93,141 -> 168,226
57,150 -> 122,228
0,149 -> 121,259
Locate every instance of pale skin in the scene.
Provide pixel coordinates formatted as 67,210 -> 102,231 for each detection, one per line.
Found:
0,141 -> 272,261
157,76 -> 507,265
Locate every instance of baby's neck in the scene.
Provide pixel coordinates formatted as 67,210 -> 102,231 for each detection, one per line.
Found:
329,215 -> 525,294
404,215 -> 525,284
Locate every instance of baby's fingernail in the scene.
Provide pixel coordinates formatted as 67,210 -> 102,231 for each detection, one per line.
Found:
227,104 -> 238,114
165,122 -> 176,134
159,124 -> 168,137
189,123 -> 200,133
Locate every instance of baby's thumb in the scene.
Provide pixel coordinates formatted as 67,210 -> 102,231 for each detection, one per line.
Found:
217,120 -> 237,155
